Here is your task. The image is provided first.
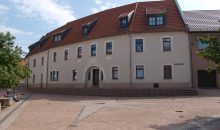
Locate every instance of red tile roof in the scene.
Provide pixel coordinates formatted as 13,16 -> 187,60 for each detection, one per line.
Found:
184,10 -> 220,32
26,0 -> 186,57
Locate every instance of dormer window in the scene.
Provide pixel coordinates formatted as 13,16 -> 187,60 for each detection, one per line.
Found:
119,10 -> 134,28
82,19 -> 97,36
54,34 -> 62,43
148,15 -> 165,26
53,28 -> 71,43
146,8 -> 166,26
83,27 -> 88,36
120,19 -> 128,28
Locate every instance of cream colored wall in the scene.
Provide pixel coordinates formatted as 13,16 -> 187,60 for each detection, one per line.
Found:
48,35 -> 130,85
27,31 -> 191,89
131,32 -> 190,84
27,51 -> 48,88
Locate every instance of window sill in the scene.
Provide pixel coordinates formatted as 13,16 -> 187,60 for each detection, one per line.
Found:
136,77 -> 144,80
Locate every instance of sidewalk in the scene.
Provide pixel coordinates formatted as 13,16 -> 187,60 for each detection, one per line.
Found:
0,89 -> 32,130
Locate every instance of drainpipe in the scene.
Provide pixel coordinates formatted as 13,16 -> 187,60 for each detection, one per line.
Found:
46,49 -> 50,88
128,33 -> 133,89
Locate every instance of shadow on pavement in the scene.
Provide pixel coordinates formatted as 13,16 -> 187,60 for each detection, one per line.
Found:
150,116 -> 220,130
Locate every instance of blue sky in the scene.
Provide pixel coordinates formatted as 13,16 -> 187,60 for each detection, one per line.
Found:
0,0 -> 219,53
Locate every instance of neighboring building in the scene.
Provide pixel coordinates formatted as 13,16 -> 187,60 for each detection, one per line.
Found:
184,10 -> 220,88
25,0 -> 192,90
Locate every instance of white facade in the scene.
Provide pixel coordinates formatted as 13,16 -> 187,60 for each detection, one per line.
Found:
26,31 -> 191,89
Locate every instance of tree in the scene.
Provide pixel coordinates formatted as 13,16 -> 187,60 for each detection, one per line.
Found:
199,28 -> 220,73
0,32 -> 31,89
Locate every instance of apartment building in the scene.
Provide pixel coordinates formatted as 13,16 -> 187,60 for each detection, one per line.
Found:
25,0 -> 192,89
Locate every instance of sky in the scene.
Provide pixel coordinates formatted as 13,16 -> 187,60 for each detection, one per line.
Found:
0,0 -> 219,53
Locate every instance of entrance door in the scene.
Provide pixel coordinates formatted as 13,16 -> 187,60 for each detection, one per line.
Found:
93,69 -> 99,86
198,70 -> 217,88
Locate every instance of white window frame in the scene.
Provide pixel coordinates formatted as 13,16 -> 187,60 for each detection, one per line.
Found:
112,66 -> 119,80
133,37 -> 145,53
105,40 -> 113,55
135,64 -> 145,79
90,43 -> 97,57
64,49 -> 69,60
161,36 -> 173,52
162,64 -> 173,80
77,46 -> 83,59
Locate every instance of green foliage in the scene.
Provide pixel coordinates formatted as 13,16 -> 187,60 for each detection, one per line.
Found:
0,32 -> 31,89
198,32 -> 220,73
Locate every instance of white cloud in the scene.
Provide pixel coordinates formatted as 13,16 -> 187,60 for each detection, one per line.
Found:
0,24 -> 41,52
0,5 -> 9,14
12,0 -> 76,26
91,0 -> 119,14
0,25 -> 34,36
95,0 -> 102,5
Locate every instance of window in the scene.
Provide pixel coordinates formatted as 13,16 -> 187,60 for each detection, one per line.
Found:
83,27 -> 88,36
64,50 -> 68,60
51,71 -> 59,81
41,57 -> 44,66
50,72 -> 53,81
120,19 -> 128,28
112,67 -> 118,79
148,15 -> 165,26
149,17 -> 156,26
157,16 -> 164,25
135,39 -> 143,52
72,70 -> 77,80
33,59 -> 36,67
163,38 -> 171,51
91,44 -> 96,56
136,65 -> 144,79
106,42 -> 112,55
164,65 -> 172,79
77,47 -> 82,58
53,52 -> 57,62
54,34 -> 62,42
33,74 -> 35,83
197,40 -> 209,50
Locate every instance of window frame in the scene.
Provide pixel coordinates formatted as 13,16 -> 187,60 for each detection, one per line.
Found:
77,47 -> 82,58
91,44 -> 96,57
161,37 -> 172,52
136,65 -> 144,79
32,74 -> 35,83
41,57 -> 44,66
163,65 -> 172,80
112,67 -> 119,80
33,59 -> 36,67
120,18 -> 128,28
106,42 -> 113,55
53,52 -> 57,62
64,50 -> 68,60
135,39 -> 144,52
147,14 -> 165,26
54,34 -> 62,43
72,69 -> 77,81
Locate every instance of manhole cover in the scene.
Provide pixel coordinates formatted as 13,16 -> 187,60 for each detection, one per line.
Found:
176,111 -> 183,113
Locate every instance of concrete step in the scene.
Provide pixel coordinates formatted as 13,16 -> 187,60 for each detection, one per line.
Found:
28,88 -> 197,97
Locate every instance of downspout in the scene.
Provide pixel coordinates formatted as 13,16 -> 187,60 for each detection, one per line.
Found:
127,2 -> 139,89
46,49 -> 50,88
128,33 -> 133,88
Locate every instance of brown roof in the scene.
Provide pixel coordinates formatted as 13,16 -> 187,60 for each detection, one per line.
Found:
184,10 -> 220,32
26,0 -> 186,57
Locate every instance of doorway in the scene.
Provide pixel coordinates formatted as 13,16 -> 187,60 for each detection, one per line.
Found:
93,69 -> 99,86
